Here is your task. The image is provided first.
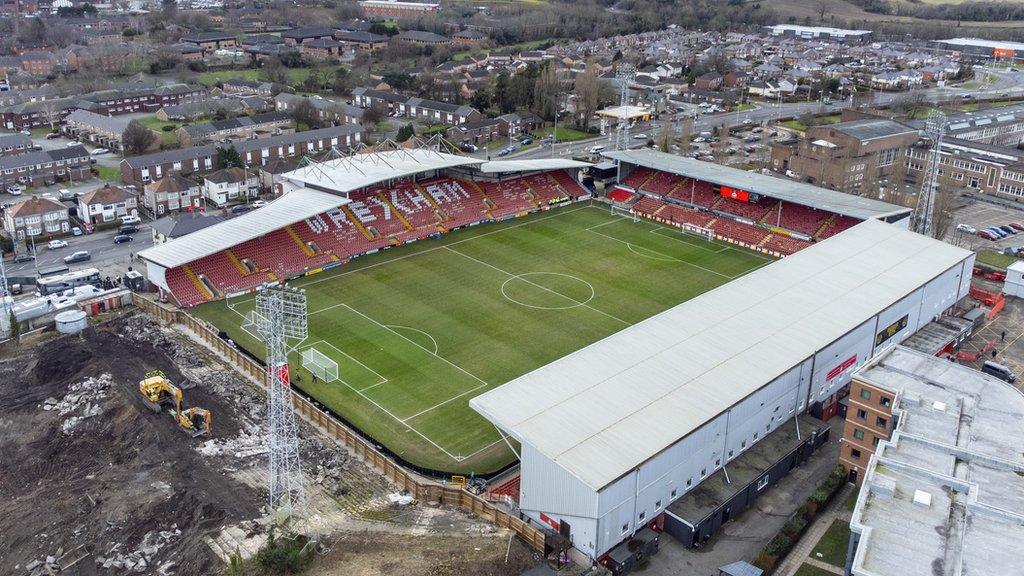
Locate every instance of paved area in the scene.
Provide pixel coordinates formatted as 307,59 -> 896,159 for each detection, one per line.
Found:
775,483 -> 854,576
959,294 -> 1024,391
947,195 -> 1024,252
3,223 -> 151,285
642,418 -> 841,576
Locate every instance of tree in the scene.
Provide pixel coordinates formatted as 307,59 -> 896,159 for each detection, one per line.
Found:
532,63 -> 561,121
291,98 -> 321,130
216,146 -> 243,169
396,123 -> 415,142
8,310 -> 19,342
931,187 -> 956,240
657,121 -> 673,153
470,86 -> 492,114
260,57 -> 290,85
122,121 -> 158,155
362,103 -> 386,126
574,65 -> 600,130
891,92 -> 931,120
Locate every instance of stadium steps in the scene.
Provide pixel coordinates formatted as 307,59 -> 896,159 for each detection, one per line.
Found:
342,205 -> 375,240
757,233 -> 773,248
814,213 -> 837,238
760,201 -> 783,225
666,178 -> 688,199
709,196 -> 723,210
414,183 -> 444,212
184,265 -> 214,300
225,250 -> 250,276
267,272 -> 278,282
285,225 -> 316,257
376,192 -> 415,231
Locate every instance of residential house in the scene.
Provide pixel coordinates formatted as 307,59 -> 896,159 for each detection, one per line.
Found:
76,183 -> 138,226
351,88 -> 482,124
2,197 -> 70,240
0,133 -> 32,156
144,173 -> 203,215
301,38 -> 346,60
203,167 -> 258,206
394,30 -> 451,46
274,93 -> 364,125
257,157 -> 299,191
0,146 -> 91,189
172,43 -> 205,62
221,79 -> 276,97
497,111 -> 544,137
281,27 -> 337,46
177,111 -> 293,147
695,72 -> 723,90
119,124 -> 365,189
179,32 -> 238,55
335,30 -> 388,51
62,109 -> 160,153
446,118 -> 501,145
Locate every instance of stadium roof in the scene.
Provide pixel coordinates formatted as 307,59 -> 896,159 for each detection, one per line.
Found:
477,158 -> 592,173
137,188 -> 347,269
281,148 -> 482,194
604,149 -> 910,221
470,219 -> 972,491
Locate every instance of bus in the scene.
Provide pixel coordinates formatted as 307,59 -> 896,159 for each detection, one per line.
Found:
36,268 -> 101,296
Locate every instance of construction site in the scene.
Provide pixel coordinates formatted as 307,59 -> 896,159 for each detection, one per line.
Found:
0,312 -> 540,576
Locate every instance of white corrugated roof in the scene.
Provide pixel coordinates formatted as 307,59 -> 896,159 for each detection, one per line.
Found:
469,220 -> 971,491
281,148 -> 482,193
604,149 -> 911,221
137,188 -> 346,269
477,159 -> 591,173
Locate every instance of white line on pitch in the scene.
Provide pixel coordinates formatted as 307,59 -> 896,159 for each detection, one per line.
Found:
297,339 -> 388,389
587,227 -> 736,280
443,245 -> 632,326
401,382 -> 489,423
649,226 -> 729,253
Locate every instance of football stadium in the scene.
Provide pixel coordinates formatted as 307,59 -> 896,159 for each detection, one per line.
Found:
138,144 -> 915,478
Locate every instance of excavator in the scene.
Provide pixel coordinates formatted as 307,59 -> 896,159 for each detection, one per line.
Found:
170,400 -> 212,438
138,370 -> 183,413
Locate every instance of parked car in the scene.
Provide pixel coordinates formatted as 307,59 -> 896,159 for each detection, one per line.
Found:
47,239 -> 68,250
978,230 -> 997,240
955,223 -> 977,234
987,227 -> 1008,238
113,234 -> 133,244
230,204 -> 253,214
633,133 -> 648,140
58,188 -> 75,201
65,141 -> 80,147
13,252 -> 35,263
118,225 -> 139,235
6,184 -> 23,195
588,145 -> 605,154
1010,222 -> 1024,232
71,226 -> 82,236
1000,225 -> 1018,235
63,250 -> 91,264
981,360 -> 1016,383
251,200 -> 267,209
120,215 -> 141,225
45,132 -> 61,140
91,147 -> 110,155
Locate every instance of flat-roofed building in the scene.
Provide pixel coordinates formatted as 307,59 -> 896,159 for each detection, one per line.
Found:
846,345 -> 1024,576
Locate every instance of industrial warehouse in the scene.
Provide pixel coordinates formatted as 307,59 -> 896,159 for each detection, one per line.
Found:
471,219 -> 974,562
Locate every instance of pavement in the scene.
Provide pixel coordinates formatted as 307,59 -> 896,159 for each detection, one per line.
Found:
957,294 -> 1024,394
775,483 -> 854,576
642,417 -> 842,576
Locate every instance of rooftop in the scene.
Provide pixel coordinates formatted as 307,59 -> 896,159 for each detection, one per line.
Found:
849,346 -> 1024,576
604,149 -> 911,221
470,220 -> 971,491
826,119 -> 918,142
937,37 -> 1024,51
280,148 -> 482,194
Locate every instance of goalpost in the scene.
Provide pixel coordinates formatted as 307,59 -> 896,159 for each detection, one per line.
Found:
301,347 -> 339,383
681,223 -> 715,241
610,204 -> 638,222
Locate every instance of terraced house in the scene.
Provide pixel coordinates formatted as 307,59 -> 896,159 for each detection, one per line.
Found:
351,88 -> 481,125
0,146 -> 91,189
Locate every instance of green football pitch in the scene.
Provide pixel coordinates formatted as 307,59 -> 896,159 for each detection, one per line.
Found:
194,204 -> 774,474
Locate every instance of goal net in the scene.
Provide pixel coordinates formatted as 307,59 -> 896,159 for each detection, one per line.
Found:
301,347 -> 339,382
682,223 -> 715,241
610,204 -> 638,222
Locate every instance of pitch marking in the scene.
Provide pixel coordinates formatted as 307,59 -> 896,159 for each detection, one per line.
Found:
386,324 -> 439,355
500,272 -> 596,310
587,227 -> 737,280
625,243 -> 680,262
297,339 -> 388,391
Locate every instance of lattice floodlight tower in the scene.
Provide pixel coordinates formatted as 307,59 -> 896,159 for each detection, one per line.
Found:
912,110 -> 946,237
615,64 -> 635,151
255,284 -> 309,521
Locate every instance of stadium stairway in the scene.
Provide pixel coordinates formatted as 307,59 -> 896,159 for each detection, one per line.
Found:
550,170 -> 590,199
342,205 -> 375,240
226,249 -> 250,276
285,226 -> 316,257
813,214 -> 837,238
184,265 -> 213,302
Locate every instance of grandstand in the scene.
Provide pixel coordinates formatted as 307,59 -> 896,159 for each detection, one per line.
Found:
139,148 -> 592,308
605,149 -> 912,257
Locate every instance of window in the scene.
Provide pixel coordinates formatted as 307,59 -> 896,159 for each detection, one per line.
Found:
851,448 -> 862,459
700,468 -> 706,478
857,409 -> 867,420
686,478 -> 692,487
756,475 -> 769,491
638,512 -> 646,522
655,500 -> 662,510
860,389 -> 871,400
876,417 -> 888,428
880,396 -> 891,407
621,523 -> 629,535
671,489 -> 677,498
872,436 -> 880,447
854,429 -> 865,440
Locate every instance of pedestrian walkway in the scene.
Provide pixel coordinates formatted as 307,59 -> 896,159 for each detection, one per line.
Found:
776,483 -> 854,576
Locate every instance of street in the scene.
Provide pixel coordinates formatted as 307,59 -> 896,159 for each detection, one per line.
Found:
5,223 -> 152,281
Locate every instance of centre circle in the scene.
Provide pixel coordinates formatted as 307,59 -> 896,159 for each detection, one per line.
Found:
500,272 -> 596,310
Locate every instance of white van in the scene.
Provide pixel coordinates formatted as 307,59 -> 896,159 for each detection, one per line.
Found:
588,145 -> 605,154
120,215 -> 141,225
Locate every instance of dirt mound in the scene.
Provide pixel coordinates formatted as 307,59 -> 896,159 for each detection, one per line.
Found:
0,319 -> 260,575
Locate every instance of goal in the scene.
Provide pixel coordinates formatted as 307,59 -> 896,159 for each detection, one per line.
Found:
610,204 -> 638,222
681,223 -> 715,241
301,347 -> 339,383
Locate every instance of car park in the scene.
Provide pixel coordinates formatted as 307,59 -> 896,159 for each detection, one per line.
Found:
113,235 -> 133,244
63,251 -> 91,264
47,239 -> 68,250
955,224 -> 977,234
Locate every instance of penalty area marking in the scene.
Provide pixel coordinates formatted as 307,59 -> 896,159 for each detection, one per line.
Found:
500,272 -> 596,311
385,325 -> 439,355
296,339 -> 388,392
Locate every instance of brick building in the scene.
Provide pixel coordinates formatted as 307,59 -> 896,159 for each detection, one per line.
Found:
144,174 -> 203,216
0,146 -> 91,189
2,196 -> 71,240
358,0 -> 439,19
179,32 -> 238,55
77,183 -> 138,225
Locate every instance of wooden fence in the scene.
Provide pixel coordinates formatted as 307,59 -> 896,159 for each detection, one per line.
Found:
132,294 -> 545,552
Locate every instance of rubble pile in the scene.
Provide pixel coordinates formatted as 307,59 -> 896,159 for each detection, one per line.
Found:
40,373 -> 112,434
96,527 -> 182,574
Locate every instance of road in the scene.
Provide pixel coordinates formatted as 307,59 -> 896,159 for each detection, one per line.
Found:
5,224 -> 152,280
509,64 -> 1024,161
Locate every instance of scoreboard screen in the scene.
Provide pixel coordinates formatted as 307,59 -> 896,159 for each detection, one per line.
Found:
717,185 -> 761,203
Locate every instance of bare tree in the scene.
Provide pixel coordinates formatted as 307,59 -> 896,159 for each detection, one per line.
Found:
291,98 -> 322,130
931,186 -> 956,240
657,121 -> 672,153
122,120 -> 158,155
574,64 -> 600,130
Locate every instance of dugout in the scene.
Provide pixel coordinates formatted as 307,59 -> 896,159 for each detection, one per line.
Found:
663,415 -> 830,548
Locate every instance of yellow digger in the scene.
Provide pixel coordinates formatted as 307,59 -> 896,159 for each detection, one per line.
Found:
170,401 -> 212,437
138,370 -> 183,413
